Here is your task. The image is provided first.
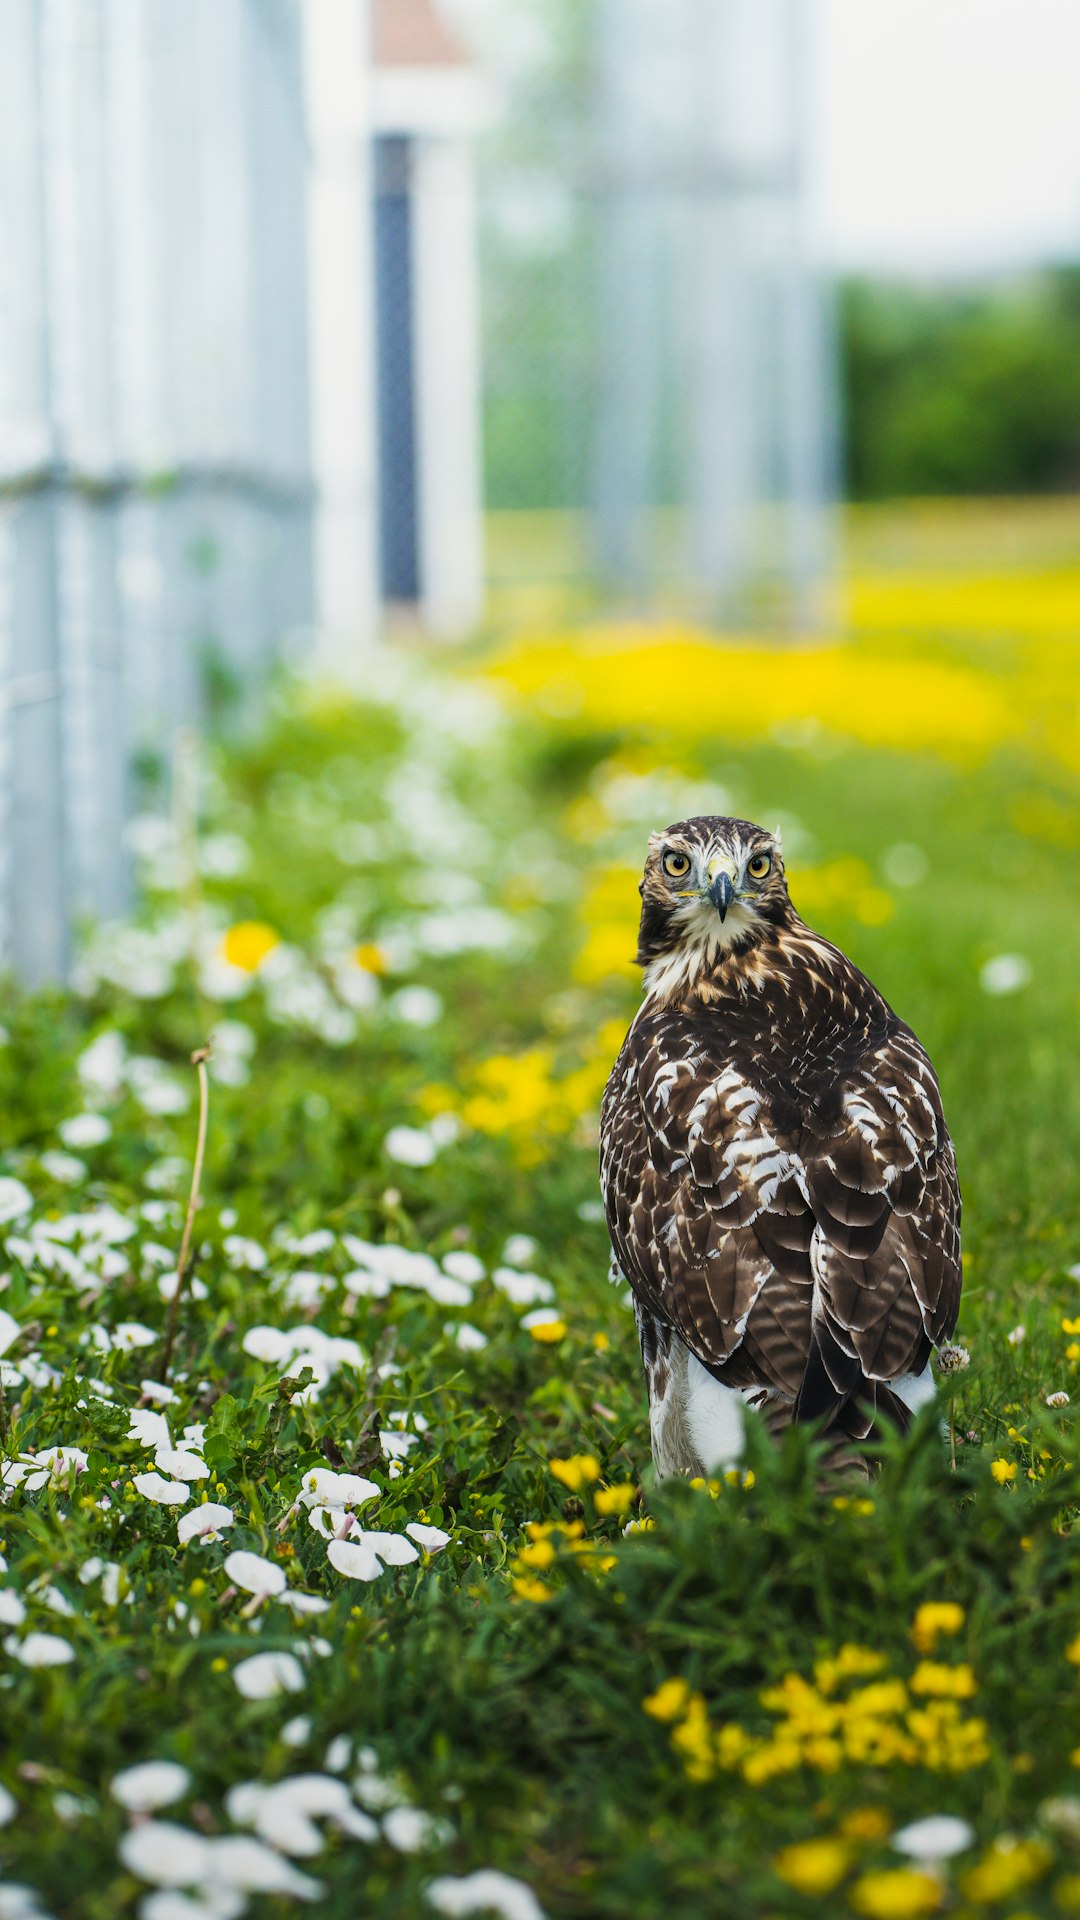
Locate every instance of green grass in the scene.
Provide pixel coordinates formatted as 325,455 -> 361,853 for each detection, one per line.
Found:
0,639 -> 1079,1920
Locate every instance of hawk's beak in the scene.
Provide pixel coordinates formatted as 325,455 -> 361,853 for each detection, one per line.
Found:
707,871 -> 735,920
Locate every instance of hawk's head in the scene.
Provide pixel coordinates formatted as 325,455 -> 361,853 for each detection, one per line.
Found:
635,815 -> 793,992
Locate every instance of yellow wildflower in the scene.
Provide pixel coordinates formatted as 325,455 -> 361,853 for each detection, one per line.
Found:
220,920 -> 279,971
642,1678 -> 691,1722
911,1602 -> 965,1652
594,1483 -> 635,1517
849,1867 -> 942,1918
959,1839 -> 1050,1903
1067,1343 -> 1080,1362
511,1576 -> 555,1605
516,1540 -> 556,1571
592,1332 -> 610,1352
352,941 -> 388,975
549,1455 -> 600,1491
741,1739 -> 803,1786
840,1808 -> 892,1842
1063,1317 -> 1080,1335
1065,1633 -> 1080,1666
526,1520 -> 583,1542
773,1838 -> 850,1896
528,1319 -> 567,1345
910,1661 -> 977,1699
670,1694 -> 714,1780
1057,1873 -> 1080,1911
991,1457 -> 1017,1484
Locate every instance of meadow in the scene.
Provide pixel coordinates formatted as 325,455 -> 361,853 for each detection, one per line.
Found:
1,504 -> 1079,1919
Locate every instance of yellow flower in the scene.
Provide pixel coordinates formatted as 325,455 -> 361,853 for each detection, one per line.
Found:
594,1483 -> 635,1517
840,1808 -> 892,1842
211,1656 -> 229,1673
991,1457 -> 1017,1484
528,1320 -> 567,1345
1065,1633 -> 1080,1666
773,1839 -> 850,1896
1063,1317 -> 1080,1335
1067,1343 -> 1080,1362
511,1576 -> 555,1605
592,1332 -> 610,1352
959,1839 -> 1050,1903
643,1678 -> 691,1722
911,1602 -> 965,1652
849,1867 -> 942,1918
670,1694 -> 714,1779
516,1540 -> 556,1571
220,920 -> 280,971
910,1661 -> 977,1699
549,1455 -> 600,1491
352,941 -> 388,975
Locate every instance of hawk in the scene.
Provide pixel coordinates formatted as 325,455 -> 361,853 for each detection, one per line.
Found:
599,815 -> 961,1477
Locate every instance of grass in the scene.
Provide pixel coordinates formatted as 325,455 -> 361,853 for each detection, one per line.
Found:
1,509 -> 1080,1918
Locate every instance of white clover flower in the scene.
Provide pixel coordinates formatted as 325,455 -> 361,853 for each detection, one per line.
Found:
58,1113 -> 112,1150
223,1551 -> 286,1599
1047,1391 -> 1070,1409
1006,1325 -> 1026,1348
382,1805 -> 453,1853
231,1651 -> 305,1700
406,1524 -> 450,1554
111,1761 -> 191,1813
979,953 -> 1031,996
425,1869 -> 545,1920
384,1126 -> 438,1168
891,1814 -> 974,1860
935,1343 -> 970,1375
133,1473 -> 190,1507
0,1177 -> 33,1225
177,1505 -> 235,1546
5,1632 -> 75,1667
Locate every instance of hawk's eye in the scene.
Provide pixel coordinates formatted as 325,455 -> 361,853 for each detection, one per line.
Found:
747,853 -> 772,880
662,849 -> 691,879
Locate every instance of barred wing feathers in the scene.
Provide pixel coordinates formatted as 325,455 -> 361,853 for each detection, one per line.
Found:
600,959 -> 961,1426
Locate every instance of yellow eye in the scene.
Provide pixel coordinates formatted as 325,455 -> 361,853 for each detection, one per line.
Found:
747,853 -> 772,880
662,849 -> 691,879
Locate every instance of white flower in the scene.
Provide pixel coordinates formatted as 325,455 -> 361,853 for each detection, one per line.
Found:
133,1473 -> 190,1507
361,1531 -> 418,1567
502,1235 -> 539,1269
1006,1325 -> 1026,1348
0,1178 -> 33,1225
39,1150 -> 87,1186
325,1735 -> 351,1773
201,1835 -> 322,1899
5,1632 -> 75,1667
129,1409 -> 173,1450
0,1783 -> 14,1827
406,1523 -> 450,1554
231,1650 -> 305,1699
128,1060 -> 190,1117
242,1326 -> 291,1364
223,1236 -> 268,1273
450,1324 -> 488,1353
891,1814 -> 975,1860
384,1127 -> 438,1168
441,1251 -> 484,1286
58,1113 -> 112,1150
111,1761 -> 191,1812
0,1592 -> 27,1627
139,1891 -> 246,1920
118,1823 -> 210,1888
326,1539 -> 383,1582
979,953 -> 1031,996
154,1450 -> 210,1483
1047,1391 -> 1070,1409
177,1504 -> 235,1546
520,1308 -> 563,1334
280,1591 -> 329,1617
77,1030 -> 127,1096
342,1268 -> 392,1299
281,1715 -> 312,1748
425,1869 -> 546,1919
378,1429 -> 418,1462
223,1551 -> 286,1598
244,1773 -> 377,1856
112,1323 -> 157,1352
297,1469 -> 379,1510
491,1269 -> 554,1307
935,1343 -> 970,1375
388,986 -> 443,1028
0,1310 -> 19,1358
382,1806 -> 452,1852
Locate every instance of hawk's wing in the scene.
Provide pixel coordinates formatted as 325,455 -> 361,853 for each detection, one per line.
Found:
600,1002 -> 961,1417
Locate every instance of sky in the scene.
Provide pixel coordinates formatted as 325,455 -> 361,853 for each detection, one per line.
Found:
810,0 -> 1080,273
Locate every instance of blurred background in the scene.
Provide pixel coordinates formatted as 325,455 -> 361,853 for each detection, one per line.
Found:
1,0 -> 1079,983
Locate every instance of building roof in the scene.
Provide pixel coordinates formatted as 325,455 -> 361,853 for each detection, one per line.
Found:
372,0 -> 470,69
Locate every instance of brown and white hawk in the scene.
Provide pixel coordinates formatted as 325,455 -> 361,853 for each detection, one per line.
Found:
599,815 -> 961,1477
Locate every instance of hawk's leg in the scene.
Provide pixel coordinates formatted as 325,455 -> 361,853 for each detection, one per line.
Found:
633,1299 -> 765,1479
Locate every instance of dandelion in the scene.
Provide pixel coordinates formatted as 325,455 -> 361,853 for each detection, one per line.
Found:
549,1455 -> 600,1491
990,1458 -> 1017,1485
849,1867 -> 942,1917
911,1602 -> 965,1652
773,1838 -> 850,1896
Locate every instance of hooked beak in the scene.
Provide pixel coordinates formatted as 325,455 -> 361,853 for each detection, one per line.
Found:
707,871 -> 735,920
